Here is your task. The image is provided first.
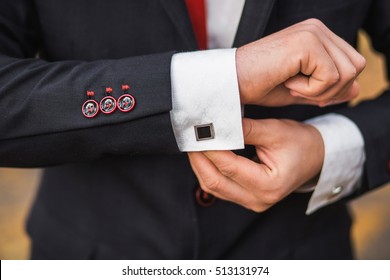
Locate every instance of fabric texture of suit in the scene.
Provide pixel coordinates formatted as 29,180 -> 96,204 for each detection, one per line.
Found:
0,0 -> 389,259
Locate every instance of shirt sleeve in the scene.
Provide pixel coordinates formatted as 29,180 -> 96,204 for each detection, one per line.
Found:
170,49 -> 244,152
304,113 -> 366,214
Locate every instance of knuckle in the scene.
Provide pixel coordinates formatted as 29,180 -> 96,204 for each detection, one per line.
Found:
325,71 -> 340,85
204,179 -> 222,193
305,18 -> 324,27
218,161 -> 237,178
306,19 -> 328,32
330,71 -> 341,83
342,66 -> 357,81
356,56 -> 367,72
349,68 -> 358,79
296,19 -> 328,39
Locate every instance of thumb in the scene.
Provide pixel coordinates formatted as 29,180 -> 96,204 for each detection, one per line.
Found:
242,118 -> 273,146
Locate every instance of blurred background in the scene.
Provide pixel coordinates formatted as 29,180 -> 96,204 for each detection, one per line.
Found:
0,31 -> 389,260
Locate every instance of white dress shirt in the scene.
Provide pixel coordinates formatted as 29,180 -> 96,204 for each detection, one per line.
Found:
169,0 -> 365,214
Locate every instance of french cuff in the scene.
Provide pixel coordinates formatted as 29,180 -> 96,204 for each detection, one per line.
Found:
170,49 -> 244,151
304,113 -> 366,215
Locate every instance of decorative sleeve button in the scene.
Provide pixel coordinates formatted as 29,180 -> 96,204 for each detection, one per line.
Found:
82,90 -> 99,118
195,186 -> 216,207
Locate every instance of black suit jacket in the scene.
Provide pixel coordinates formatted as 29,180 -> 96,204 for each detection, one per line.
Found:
0,0 -> 389,259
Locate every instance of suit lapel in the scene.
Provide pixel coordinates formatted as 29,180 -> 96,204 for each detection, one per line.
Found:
159,0 -> 198,50
233,0 -> 276,47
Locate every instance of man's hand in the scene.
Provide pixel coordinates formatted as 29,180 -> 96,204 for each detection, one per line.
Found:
237,18 -> 366,107
188,118 -> 324,212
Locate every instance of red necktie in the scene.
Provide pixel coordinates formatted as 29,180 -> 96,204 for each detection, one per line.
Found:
185,0 -> 207,50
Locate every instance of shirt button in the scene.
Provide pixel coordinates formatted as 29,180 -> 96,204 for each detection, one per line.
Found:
195,186 -> 216,207
331,185 -> 343,196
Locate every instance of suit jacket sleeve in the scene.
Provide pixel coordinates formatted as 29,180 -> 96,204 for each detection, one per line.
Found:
0,0 -> 180,167
337,0 -> 390,194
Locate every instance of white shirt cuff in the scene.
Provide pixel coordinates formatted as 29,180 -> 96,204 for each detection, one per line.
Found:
304,113 -> 366,215
170,49 -> 244,151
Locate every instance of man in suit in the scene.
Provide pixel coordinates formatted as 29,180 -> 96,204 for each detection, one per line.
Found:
0,0 -> 388,259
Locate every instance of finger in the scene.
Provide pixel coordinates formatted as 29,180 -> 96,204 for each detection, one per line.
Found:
286,35 -> 357,101
284,44 -> 341,98
327,35 -> 366,74
286,18 -> 365,76
242,118 -> 283,168
242,118 -> 284,148
202,150 -> 285,212
188,152 -> 249,202
203,150 -> 272,191
291,66 -> 360,106
305,19 -> 366,73
189,152 -> 274,212
319,80 -> 360,107
287,68 -> 357,105
262,84 -> 323,106
242,118 -> 270,145
315,78 -> 354,106
285,19 -> 363,102
311,29 -> 360,102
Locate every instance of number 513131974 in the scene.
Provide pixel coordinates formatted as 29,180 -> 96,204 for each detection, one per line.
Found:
215,266 -> 269,276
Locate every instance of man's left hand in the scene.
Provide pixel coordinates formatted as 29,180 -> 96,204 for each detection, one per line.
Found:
188,118 -> 324,212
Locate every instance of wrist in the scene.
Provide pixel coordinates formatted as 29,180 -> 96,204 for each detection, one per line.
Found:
236,46 -> 253,104
305,122 -> 325,179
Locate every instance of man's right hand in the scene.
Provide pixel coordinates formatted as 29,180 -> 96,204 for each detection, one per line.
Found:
237,18 -> 366,107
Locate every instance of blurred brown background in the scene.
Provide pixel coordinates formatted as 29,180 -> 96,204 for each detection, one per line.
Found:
0,31 -> 389,260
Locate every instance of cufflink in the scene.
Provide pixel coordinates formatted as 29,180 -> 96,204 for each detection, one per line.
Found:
194,123 -> 215,141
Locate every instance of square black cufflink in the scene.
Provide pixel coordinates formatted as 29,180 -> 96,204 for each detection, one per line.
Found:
194,123 -> 215,141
